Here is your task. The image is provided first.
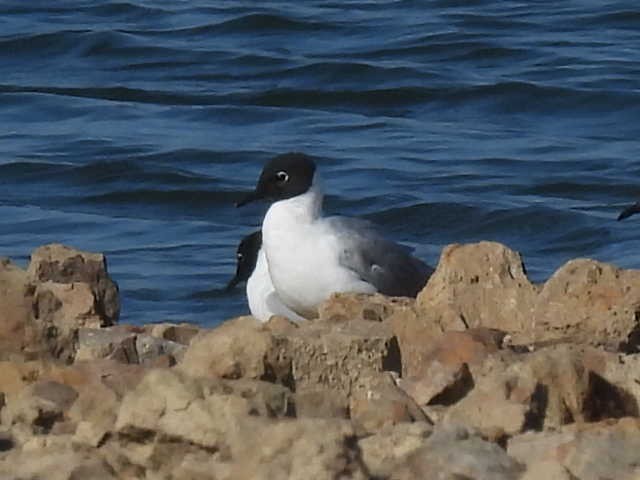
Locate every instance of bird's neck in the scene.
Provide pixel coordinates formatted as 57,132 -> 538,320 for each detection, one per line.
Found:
264,177 -> 324,229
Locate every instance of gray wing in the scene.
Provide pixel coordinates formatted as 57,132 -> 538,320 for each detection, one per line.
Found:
325,216 -> 433,297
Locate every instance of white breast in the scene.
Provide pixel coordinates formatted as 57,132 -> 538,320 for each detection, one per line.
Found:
261,183 -> 376,317
246,249 -> 306,323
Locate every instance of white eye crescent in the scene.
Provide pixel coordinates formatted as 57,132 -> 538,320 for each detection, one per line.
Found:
237,253 -> 243,260
276,171 -> 289,183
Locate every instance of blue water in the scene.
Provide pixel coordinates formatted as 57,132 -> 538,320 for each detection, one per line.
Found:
1,1 -> 639,326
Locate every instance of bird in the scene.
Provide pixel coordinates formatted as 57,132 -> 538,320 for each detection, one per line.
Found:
237,152 -> 433,318
618,203 -> 640,221
226,230 -> 306,323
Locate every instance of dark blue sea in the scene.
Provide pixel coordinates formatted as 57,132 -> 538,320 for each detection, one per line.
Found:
1,1 -> 639,326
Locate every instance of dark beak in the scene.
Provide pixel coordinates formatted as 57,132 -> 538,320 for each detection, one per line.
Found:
236,190 -> 262,207
225,275 -> 241,291
618,203 -> 640,221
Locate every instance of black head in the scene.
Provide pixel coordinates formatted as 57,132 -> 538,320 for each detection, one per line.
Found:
237,152 -> 316,207
618,203 -> 640,221
225,230 -> 262,291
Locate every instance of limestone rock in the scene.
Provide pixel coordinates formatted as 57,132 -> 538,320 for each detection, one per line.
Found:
0,439 -> 117,480
349,372 -> 429,434
445,345 -> 639,437
293,388 -> 349,419
443,355 -> 536,437
399,328 -> 503,402
520,460 -> 575,480
391,423 -> 524,480
146,322 -> 200,345
2,380 -> 78,437
32,281 -> 106,361
115,369 -> 293,454
358,421 -> 433,478
283,319 -> 401,397
532,259 -> 640,349
227,418 -> 368,480
417,241 -> 537,333
508,418 -> 640,480
0,259 -> 36,360
179,316 -> 288,381
318,292 -> 414,323
28,243 -> 119,324
75,326 -> 138,363
135,334 -> 186,365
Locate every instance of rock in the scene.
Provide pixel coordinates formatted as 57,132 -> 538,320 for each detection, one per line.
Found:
508,418 -> 640,480
146,322 -> 200,345
349,372 -> 430,434
532,259 -> 640,350
391,423 -> 524,480
399,328 -> 503,403
28,243 -> 120,324
358,421 -> 433,478
0,443 -> 117,480
227,418 -> 368,480
75,327 -> 138,363
41,360 -> 147,448
445,345 -> 640,437
400,361 -> 474,409
179,316 -> 289,382
2,380 -> 78,438
417,241 -> 538,333
520,460 -> 575,480
135,334 -> 186,365
443,356 -> 536,438
318,292 -> 414,323
32,281 -> 107,361
0,259 -> 36,360
293,388 -> 349,419
115,369 -> 293,455
0,360 -> 43,397
283,319 -> 401,397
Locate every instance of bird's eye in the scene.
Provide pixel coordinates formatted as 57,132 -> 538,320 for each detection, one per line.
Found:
237,253 -> 243,260
276,171 -> 289,183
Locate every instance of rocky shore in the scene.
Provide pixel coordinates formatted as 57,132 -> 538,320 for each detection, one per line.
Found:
0,242 -> 639,479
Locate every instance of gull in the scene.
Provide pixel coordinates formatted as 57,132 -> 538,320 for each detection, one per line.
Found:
238,152 -> 433,318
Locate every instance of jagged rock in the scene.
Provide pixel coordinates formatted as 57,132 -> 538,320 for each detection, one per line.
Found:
396,242 -> 537,376
443,356 -> 537,438
0,442 -> 117,480
282,319 -> 401,396
444,345 -> 639,437
318,292 -> 414,323
520,460 -> 575,480
75,327 -> 138,363
508,418 -> 640,480
115,369 -> 293,455
146,322 -> 200,345
0,360 -> 42,397
135,334 -> 185,365
178,316 -> 288,381
227,418 -> 368,480
391,423 -> 524,480
358,422 -> 433,478
32,281 -> 110,362
293,388 -> 349,419
1,380 -> 78,440
399,328 -> 503,404
28,243 -> 120,324
179,316 -> 400,406
532,259 -> 640,350
417,241 -> 538,333
0,259 -> 36,360
349,372 -> 429,434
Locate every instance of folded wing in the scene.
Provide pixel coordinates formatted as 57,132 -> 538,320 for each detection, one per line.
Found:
326,216 -> 433,298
